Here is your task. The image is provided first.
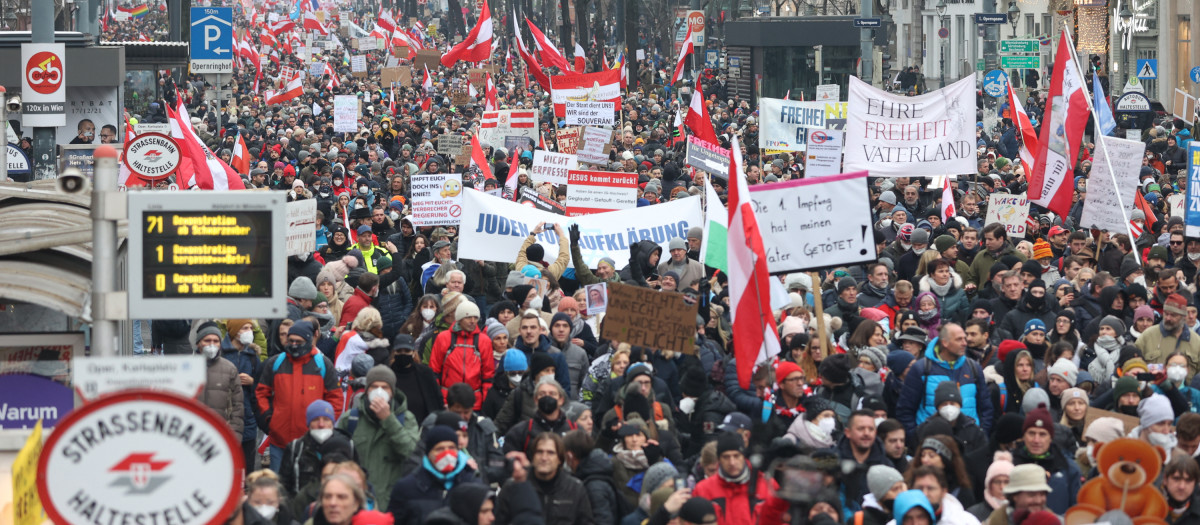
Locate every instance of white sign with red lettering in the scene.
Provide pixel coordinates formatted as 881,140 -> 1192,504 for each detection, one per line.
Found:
566,170 -> 637,216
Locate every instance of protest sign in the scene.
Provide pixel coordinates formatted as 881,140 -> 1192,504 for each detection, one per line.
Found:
1079,136 -> 1146,232
1170,194 -> 1185,219
333,95 -> 358,133
843,75 -> 977,177
1188,143 -> 1200,238
518,186 -> 567,215
410,173 -> 464,226
564,101 -> 616,126
350,55 -> 367,75
380,66 -> 409,86
286,200 -> 317,256
566,170 -> 637,216
549,69 -> 622,117
816,84 -> 841,102
309,62 -> 325,78
413,50 -> 441,71
468,68 -> 493,90
531,151 -> 578,185
478,110 -> 539,149
805,129 -> 845,177
747,171 -> 877,273
759,98 -> 849,153
577,127 -> 612,165
458,189 -> 703,270
438,134 -> 466,157
685,136 -> 730,178
601,283 -> 698,354
584,283 -> 608,315
984,193 -> 1030,236
557,127 -> 581,154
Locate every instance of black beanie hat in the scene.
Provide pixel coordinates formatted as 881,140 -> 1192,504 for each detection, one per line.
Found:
508,284 -> 534,304
993,413 -> 1026,444
529,352 -> 556,379
717,432 -> 745,456
526,243 -> 545,264
681,367 -> 708,398
623,390 -> 653,423
819,353 -> 854,385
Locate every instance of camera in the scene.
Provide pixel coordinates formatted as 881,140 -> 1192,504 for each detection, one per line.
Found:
6,96 -> 20,113
57,168 -> 90,194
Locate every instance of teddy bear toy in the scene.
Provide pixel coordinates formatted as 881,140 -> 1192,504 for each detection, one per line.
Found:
1064,438 -> 1167,525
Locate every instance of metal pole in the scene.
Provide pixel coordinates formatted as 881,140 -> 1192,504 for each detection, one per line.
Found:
860,0 -> 874,85
91,145 -> 119,356
0,86 -> 6,182
31,0 -> 56,181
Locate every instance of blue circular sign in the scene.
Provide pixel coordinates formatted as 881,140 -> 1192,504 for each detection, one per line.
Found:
983,70 -> 1008,98
1190,66 -> 1200,84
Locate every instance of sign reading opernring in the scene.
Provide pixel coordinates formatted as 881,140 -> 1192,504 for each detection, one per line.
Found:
38,390 -> 243,525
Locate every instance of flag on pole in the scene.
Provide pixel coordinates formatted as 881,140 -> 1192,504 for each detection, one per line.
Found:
302,11 -> 328,35
1006,81 -> 1039,176
727,135 -> 781,388
484,73 -> 498,111
671,26 -> 695,85
469,134 -> 495,181
701,176 -> 728,273
167,100 -> 246,190
266,76 -> 304,105
941,176 -> 956,222
440,1 -> 493,67
505,47 -> 514,73
420,64 -> 433,111
231,130 -> 251,175
574,42 -> 587,72
1028,29 -> 1089,219
526,18 -> 570,71
1092,70 -> 1117,137
686,84 -> 719,146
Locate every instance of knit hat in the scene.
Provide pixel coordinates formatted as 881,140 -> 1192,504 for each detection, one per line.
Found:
1023,404 -> 1055,437
551,312 -> 572,330
859,346 -> 888,371
508,284 -> 534,304
994,413 -> 1027,444
597,257 -> 617,271
819,353 -> 854,385
1047,358 -> 1078,387
668,237 -> 688,252
887,350 -> 917,376
529,352 -> 556,378
1165,293 -> 1188,316
802,395 -> 834,419
425,425 -> 459,451
623,390 -> 653,423
717,432 -> 745,456
1099,315 -> 1126,335
1060,387 -> 1087,406
225,319 -> 253,334
306,400 -> 335,426
194,321 -> 223,346
504,271 -> 526,289
1023,318 -> 1047,337
867,465 -> 905,502
1084,417 -> 1127,443
687,226 -> 703,241
934,381 -> 962,408
933,235 -> 956,253
1123,358 -> 1150,375
288,276 -> 319,300
1134,305 -> 1156,322
435,411 -> 469,434
1113,375 -> 1140,401
365,365 -> 397,390
521,264 -> 542,278
557,297 -> 579,313
455,300 -> 480,322
997,340 -> 1027,364
911,229 -> 930,245
1033,240 -> 1053,260
1139,394 -> 1174,429
922,438 -> 952,464
779,316 -> 806,338
1022,388 -> 1049,415
641,462 -> 679,496
503,349 -> 528,372
288,321 -> 314,347
681,367 -> 709,397
351,354 -> 375,378
1021,261 -> 1043,279
836,276 -> 857,294
776,360 -> 804,383
678,498 -> 717,524
485,319 -> 507,341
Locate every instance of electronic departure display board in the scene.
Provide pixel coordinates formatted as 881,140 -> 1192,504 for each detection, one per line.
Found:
127,192 -> 287,319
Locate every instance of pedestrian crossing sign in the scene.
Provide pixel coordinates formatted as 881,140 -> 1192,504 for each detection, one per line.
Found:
1137,59 -> 1158,79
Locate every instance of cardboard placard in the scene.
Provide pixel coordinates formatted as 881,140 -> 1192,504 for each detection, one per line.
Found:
380,66 -> 408,86
414,50 -> 442,72
393,45 -> 409,58
557,127 -> 581,154
439,134 -> 466,156
1083,407 -> 1141,436
600,283 -> 698,354
468,68 -> 493,90
450,89 -> 470,106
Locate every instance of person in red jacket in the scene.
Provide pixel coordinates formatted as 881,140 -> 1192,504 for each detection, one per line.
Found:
256,321 -> 343,473
339,273 -> 379,328
430,300 -> 494,411
693,432 -> 774,525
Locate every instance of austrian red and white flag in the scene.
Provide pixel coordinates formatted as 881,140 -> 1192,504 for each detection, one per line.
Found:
377,8 -> 396,33
420,65 -> 433,111
231,130 -> 251,175
526,18 -> 570,71
481,110 -> 537,129
268,18 -> 295,36
727,134 -> 781,388
505,47 -> 514,73
324,62 -> 340,89
1028,29 -> 1089,218
302,11 -> 328,35
548,69 -> 622,117
1006,81 -> 1039,176
573,42 -> 586,72
440,1 -> 493,67
167,100 -> 245,191
391,28 -> 419,58
267,76 -> 304,105
514,20 -> 552,91
941,176 -> 956,222
685,83 -> 719,146
671,26 -> 695,85
468,134 -> 495,182
484,74 -> 498,111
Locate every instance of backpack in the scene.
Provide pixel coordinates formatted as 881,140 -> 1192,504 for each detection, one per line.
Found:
272,352 -> 328,379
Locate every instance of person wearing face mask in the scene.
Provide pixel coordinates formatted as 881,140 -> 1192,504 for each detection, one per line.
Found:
336,365 -> 419,511
1138,293 -> 1200,372
279,400 -> 357,498
386,334 -> 443,424
221,319 -> 264,475
896,229 -> 932,283
255,321 -> 343,473
677,367 -> 737,458
482,349 -> 527,421
387,423 -> 481,523
784,396 -> 839,450
857,465 -> 907,525
502,377 -> 582,455
1138,394 -> 1181,458
917,382 -> 988,458
1157,352 -> 1200,413
242,473 -> 297,525
194,321 -> 245,437
997,280 -> 1056,345
1088,316 -> 1127,385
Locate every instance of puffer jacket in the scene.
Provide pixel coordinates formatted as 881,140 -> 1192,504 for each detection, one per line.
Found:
918,272 -> 969,324
279,428 -> 357,497
504,471 -> 592,525
220,336 -> 262,443
618,239 -> 662,287
896,337 -> 993,434
255,349 -> 343,447
376,269 -> 414,339
201,356 -> 244,436
336,389 -> 419,511
692,468 -> 772,525
574,448 -> 624,525
430,322 -> 495,410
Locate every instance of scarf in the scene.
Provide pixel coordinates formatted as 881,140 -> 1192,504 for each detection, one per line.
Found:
570,315 -> 585,339
930,279 -> 953,297
613,444 -> 649,470
863,281 -> 889,297
718,463 -> 751,485
768,390 -> 806,419
421,451 -> 470,491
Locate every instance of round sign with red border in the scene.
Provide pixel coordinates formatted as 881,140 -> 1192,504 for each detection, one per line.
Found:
25,51 -> 64,95
123,133 -> 182,181
37,390 -> 243,525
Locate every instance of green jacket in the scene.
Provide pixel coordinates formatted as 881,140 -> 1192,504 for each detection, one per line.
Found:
966,242 -> 1026,289
571,244 -> 622,286
1135,323 -> 1200,373
337,390 -> 419,510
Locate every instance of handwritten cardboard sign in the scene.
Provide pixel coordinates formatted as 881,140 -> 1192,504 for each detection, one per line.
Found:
413,50 -> 441,72
1080,136 -> 1147,232
985,193 -> 1030,236
600,283 -> 698,354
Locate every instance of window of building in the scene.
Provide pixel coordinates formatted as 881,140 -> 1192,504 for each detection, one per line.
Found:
1179,16 -> 1191,91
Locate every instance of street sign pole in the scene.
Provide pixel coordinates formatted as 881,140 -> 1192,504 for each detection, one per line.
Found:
860,0 -> 874,86
31,0 -> 56,180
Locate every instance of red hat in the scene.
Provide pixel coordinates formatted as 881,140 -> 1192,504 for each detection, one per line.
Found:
1022,404 -> 1055,438
352,510 -> 395,525
1165,293 -> 1188,316
1014,510 -> 1059,525
997,340 -> 1027,364
1047,225 -> 1068,237
776,361 -> 804,383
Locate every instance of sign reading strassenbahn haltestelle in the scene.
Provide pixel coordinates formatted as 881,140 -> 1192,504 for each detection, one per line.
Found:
127,192 -> 286,319
123,133 -> 181,180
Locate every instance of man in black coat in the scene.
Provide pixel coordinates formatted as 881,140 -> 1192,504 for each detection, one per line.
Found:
389,335 -> 444,423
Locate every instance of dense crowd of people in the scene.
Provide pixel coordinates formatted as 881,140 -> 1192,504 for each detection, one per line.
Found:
76,1 -> 1200,525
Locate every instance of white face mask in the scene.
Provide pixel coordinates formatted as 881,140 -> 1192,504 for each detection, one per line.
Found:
874,417 -> 887,428
253,505 -> 278,520
239,331 -> 254,345
939,405 -> 961,422
389,211 -> 400,221
1189,252 -> 1200,261
529,296 -> 544,310
334,179 -> 342,186
1134,275 -> 1147,288
201,344 -> 220,360
817,417 -> 837,435
1149,431 -> 1178,451
508,373 -> 524,385
880,219 -> 892,229
900,242 -> 912,251
421,308 -> 437,321
1169,365 -> 1188,384
912,247 -> 927,256
369,387 -> 391,405
310,428 -> 333,443
679,397 -> 696,415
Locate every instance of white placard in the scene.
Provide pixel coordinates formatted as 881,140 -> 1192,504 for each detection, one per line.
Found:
1079,136 -> 1147,233
351,54 -> 367,73
333,95 -> 358,133
71,355 -> 207,401
758,98 -> 849,153
746,171 -> 877,273
531,151 -> 578,185
565,170 -> 638,216
843,75 -> 977,177
286,199 -> 318,256
577,127 -> 611,165
564,101 -> 616,126
410,173 -> 464,226
804,129 -> 844,178
816,84 -> 841,102
310,61 -> 325,78
984,193 -> 1030,236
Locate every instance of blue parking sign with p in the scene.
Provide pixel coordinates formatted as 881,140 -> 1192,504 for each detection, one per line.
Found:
190,7 -> 233,61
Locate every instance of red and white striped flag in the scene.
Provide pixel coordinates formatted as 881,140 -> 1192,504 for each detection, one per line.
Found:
324,62 -> 340,89
1028,29 -> 1090,218
420,64 -> 433,111
231,130 -> 250,175
469,134 -> 494,181
525,17 -> 569,70
941,176 -> 956,222
268,19 -> 295,36
440,1 -> 493,67
167,100 -> 245,190
671,25 -> 695,85
480,110 -> 537,130
377,8 -> 396,33
266,76 -> 304,105
574,42 -> 586,72
484,74 -> 498,111
302,11 -> 328,35
1006,81 -> 1039,176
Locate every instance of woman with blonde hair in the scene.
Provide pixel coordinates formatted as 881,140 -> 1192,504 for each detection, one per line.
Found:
334,307 -> 388,375
581,344 -> 632,403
